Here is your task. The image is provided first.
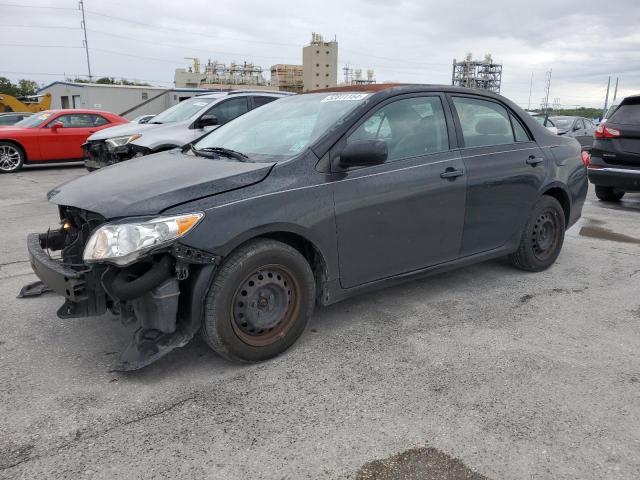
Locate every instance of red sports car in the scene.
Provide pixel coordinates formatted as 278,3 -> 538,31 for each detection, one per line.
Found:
0,109 -> 128,173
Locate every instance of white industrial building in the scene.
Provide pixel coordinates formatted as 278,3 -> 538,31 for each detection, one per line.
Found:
36,82 -> 210,119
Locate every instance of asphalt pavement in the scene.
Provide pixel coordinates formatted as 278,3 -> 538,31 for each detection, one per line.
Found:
1,164 -> 639,479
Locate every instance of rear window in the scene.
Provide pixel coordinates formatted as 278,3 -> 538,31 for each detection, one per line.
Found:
609,103 -> 640,124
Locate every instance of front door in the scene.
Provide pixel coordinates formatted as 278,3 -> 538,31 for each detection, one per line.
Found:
39,113 -> 100,160
332,94 -> 466,288
449,94 -> 547,256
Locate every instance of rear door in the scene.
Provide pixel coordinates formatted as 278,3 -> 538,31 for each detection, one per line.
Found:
332,93 -> 466,288
39,113 -> 101,160
449,94 -> 547,256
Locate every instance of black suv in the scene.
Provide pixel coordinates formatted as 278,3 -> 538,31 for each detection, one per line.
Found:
588,95 -> 640,201
25,85 -> 588,371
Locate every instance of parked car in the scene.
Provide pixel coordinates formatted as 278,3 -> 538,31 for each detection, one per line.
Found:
549,116 -> 597,148
0,109 -> 128,173
83,90 -> 292,170
587,95 -> 640,201
131,114 -> 155,124
531,113 -> 558,134
0,111 -> 33,126
25,84 -> 587,371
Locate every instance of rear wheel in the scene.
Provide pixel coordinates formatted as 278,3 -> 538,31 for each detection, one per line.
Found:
509,196 -> 565,272
595,186 -> 624,202
0,142 -> 24,173
201,239 -> 315,363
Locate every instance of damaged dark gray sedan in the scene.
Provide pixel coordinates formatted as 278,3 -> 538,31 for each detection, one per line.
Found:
25,84 -> 588,371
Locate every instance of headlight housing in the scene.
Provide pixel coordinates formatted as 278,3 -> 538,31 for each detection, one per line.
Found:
83,212 -> 203,266
105,134 -> 142,149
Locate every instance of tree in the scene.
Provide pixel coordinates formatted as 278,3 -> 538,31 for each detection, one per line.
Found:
17,79 -> 39,96
0,76 -> 21,96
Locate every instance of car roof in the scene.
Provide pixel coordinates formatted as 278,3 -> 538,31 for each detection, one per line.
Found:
304,83 -> 515,103
195,90 -> 291,99
38,109 -> 120,115
0,112 -> 32,116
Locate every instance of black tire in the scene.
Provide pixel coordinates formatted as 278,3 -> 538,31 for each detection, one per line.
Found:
86,166 -> 97,172
201,239 -> 315,363
0,141 -> 25,173
595,186 -> 624,202
509,196 -> 566,272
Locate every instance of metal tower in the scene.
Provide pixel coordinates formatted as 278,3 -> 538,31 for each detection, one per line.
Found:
451,53 -> 502,93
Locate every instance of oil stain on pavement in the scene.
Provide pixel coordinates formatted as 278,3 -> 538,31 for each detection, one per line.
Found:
352,447 -> 489,480
579,225 -> 640,245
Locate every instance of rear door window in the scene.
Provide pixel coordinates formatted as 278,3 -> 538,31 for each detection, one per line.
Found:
609,104 -> 640,124
510,114 -> 530,142
347,96 -> 449,162
452,96 -> 515,148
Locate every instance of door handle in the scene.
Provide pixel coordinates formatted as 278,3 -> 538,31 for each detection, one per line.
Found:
440,168 -> 464,179
526,155 -> 544,166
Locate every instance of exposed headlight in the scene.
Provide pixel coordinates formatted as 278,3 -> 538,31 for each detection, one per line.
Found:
83,212 -> 203,266
105,134 -> 142,149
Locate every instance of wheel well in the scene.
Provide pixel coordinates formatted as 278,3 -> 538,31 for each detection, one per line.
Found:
543,187 -> 570,225
249,231 -> 329,303
0,139 -> 27,161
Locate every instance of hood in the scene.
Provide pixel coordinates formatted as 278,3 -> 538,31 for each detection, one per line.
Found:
87,121 -> 164,141
47,150 -> 274,218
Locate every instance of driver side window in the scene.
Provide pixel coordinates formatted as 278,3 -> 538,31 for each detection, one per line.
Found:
347,96 -> 449,162
205,97 -> 248,126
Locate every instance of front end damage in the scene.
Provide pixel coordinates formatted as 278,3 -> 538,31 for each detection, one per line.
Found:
24,206 -> 217,371
84,140 -> 150,169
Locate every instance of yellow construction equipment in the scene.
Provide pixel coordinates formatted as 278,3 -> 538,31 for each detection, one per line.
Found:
0,93 -> 52,113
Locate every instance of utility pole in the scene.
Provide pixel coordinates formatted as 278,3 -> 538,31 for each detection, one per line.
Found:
79,0 -> 92,81
612,77 -> 619,102
527,72 -> 533,110
603,76 -> 611,119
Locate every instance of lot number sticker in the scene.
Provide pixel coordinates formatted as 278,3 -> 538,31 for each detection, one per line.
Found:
321,93 -> 369,102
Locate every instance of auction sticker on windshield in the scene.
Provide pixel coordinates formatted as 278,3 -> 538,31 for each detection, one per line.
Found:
321,93 -> 369,102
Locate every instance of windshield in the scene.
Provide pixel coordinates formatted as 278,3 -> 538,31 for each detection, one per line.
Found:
151,97 -> 217,124
14,111 -> 54,128
550,117 -> 574,129
194,92 -> 370,161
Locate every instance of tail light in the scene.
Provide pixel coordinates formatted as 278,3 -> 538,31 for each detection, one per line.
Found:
595,124 -> 621,138
581,151 -> 590,167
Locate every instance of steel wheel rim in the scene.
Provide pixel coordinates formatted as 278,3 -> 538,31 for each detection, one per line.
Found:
531,208 -> 561,261
0,145 -> 21,171
231,264 -> 300,347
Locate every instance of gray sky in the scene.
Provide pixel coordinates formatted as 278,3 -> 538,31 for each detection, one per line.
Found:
2,0 -> 639,108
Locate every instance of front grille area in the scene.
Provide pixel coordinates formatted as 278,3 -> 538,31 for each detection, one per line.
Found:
54,206 -> 107,266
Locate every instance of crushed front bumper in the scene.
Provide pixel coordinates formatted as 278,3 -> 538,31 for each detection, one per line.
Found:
83,141 -> 149,170
25,227 -> 218,371
26,232 -> 107,318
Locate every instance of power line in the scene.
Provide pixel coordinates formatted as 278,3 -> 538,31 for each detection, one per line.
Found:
0,43 -> 84,49
0,2 -> 76,10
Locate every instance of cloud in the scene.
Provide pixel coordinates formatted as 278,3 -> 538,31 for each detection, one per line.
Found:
1,0 -> 638,107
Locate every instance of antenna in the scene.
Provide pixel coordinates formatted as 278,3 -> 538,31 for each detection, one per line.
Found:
78,0 -> 92,81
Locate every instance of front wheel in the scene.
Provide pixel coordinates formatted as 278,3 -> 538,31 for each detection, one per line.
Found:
509,196 -> 566,272
201,239 -> 315,363
0,142 -> 25,173
595,186 -> 624,202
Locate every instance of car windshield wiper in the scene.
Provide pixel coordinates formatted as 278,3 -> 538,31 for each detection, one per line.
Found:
199,147 -> 250,162
148,121 -> 164,124
188,144 -> 218,159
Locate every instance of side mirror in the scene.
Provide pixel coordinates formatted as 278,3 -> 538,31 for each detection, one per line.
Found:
338,140 -> 388,169
197,114 -> 218,128
51,122 -> 64,131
